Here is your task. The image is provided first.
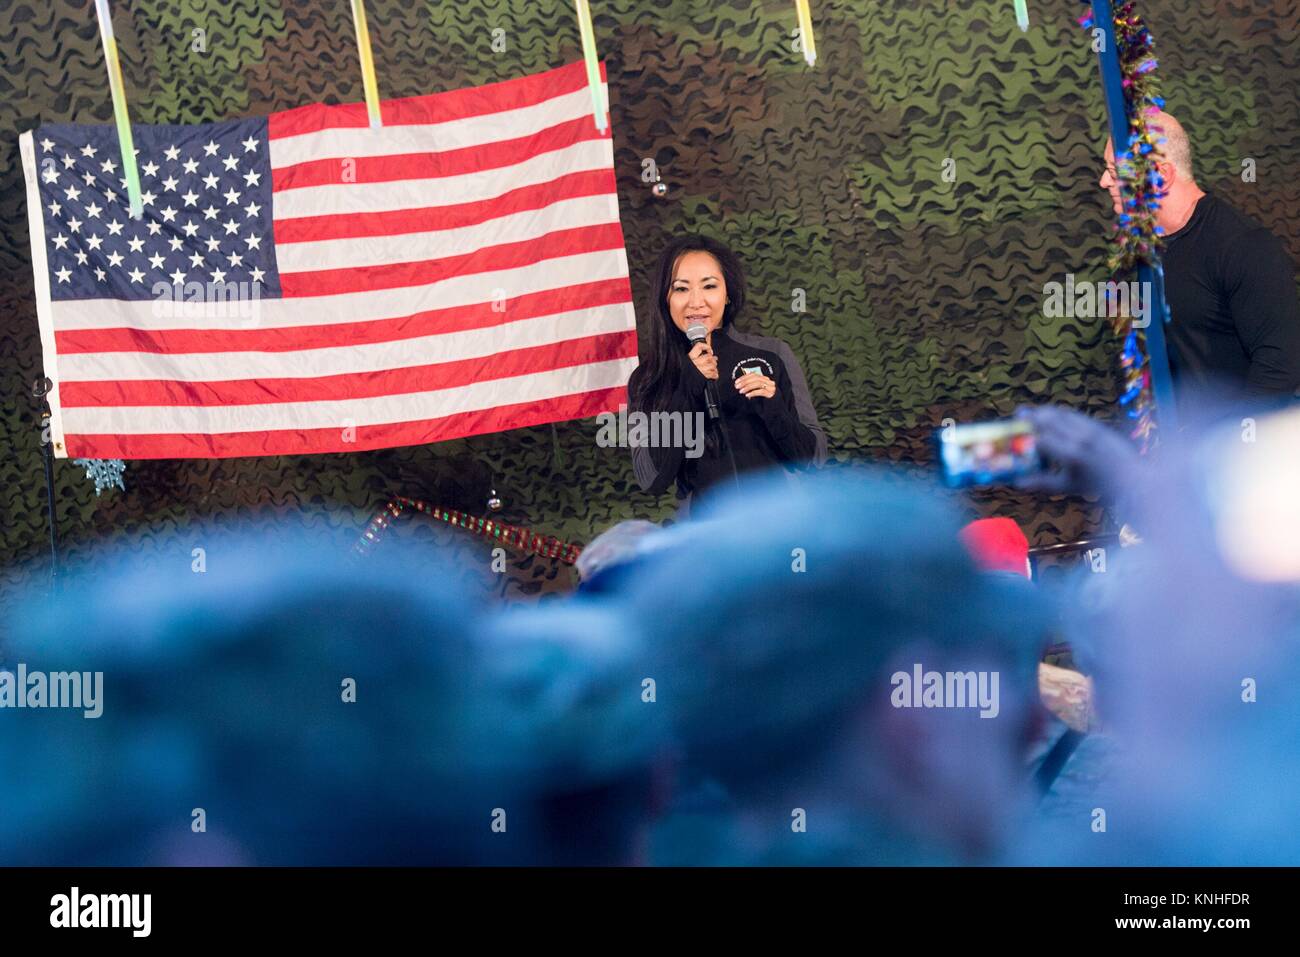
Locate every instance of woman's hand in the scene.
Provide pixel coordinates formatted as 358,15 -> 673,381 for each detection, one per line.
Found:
688,341 -> 719,380
734,372 -> 776,399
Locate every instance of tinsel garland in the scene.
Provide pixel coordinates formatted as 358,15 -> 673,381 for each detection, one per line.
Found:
1079,1 -> 1166,451
73,458 -> 126,495
354,496 -> 583,565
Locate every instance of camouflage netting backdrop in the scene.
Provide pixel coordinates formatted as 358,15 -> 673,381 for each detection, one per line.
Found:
2,0 -> 1298,608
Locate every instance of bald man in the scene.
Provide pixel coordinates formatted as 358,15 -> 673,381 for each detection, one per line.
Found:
1100,113 -> 1300,410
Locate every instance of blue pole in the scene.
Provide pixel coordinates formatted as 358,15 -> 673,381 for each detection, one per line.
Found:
1091,0 -> 1178,431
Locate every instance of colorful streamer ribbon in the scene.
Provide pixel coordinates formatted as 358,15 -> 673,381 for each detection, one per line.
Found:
795,1 -> 817,67
350,0 -> 382,128
354,496 -> 584,565
92,0 -> 142,219
574,0 -> 607,132
1014,0 -> 1030,32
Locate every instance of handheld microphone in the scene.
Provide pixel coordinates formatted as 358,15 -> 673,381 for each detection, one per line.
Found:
686,323 -> 721,421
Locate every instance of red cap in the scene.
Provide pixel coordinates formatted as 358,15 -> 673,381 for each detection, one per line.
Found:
959,517 -> 1030,579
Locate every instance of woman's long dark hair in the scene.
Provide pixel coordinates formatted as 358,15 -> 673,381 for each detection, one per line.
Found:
627,234 -> 748,415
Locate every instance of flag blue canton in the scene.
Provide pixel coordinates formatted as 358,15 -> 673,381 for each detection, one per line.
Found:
34,116 -> 282,301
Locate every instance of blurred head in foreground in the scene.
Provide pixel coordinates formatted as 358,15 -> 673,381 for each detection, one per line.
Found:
0,530 -> 665,865
617,466 -> 1052,864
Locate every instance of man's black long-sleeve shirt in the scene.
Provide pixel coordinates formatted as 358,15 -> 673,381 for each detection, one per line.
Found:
630,326 -> 826,510
1163,192 -> 1300,408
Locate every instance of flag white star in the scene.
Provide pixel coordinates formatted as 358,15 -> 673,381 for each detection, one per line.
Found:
106,219 -> 124,236
162,175 -> 179,191
64,184 -> 81,201
160,206 -> 178,223
106,251 -> 124,267
140,190 -> 157,207
203,140 -> 219,156
149,253 -> 166,270
81,171 -> 96,186
182,220 -> 200,237
100,157 -> 118,174
128,267 -> 145,283
80,143 -> 97,158
222,154 -> 239,172
202,204 -> 219,220
242,170 -> 261,187
168,236 -> 184,252
202,172 -> 220,190
39,137 -> 54,152
223,187 -> 241,205
170,268 -> 187,285
104,189 -> 118,205
227,251 -> 243,266
210,268 -> 227,283
46,200 -> 61,216
74,250 -> 88,265
141,160 -> 159,177
127,235 -> 145,252
181,190 -> 199,207
55,266 -> 71,283
41,166 -> 58,184
84,201 -> 102,219
164,145 -> 180,161
119,177 -> 128,190
244,201 -> 261,218
146,221 -> 162,235
86,234 -> 104,250
182,158 -> 199,175
204,236 -> 221,252
52,233 -> 69,250
94,266 -> 106,281
250,266 -> 265,283
223,219 -> 240,235
61,154 -> 76,169
66,216 -> 82,233
244,234 -> 261,250
241,135 -> 259,153
188,251 -> 205,268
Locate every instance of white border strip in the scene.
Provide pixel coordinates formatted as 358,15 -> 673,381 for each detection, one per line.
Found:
19,131 -> 68,459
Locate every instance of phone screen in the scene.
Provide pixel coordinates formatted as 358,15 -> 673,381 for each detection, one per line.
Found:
936,418 -> 1041,488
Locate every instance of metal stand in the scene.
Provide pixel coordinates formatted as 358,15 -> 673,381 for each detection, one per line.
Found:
32,377 -> 59,595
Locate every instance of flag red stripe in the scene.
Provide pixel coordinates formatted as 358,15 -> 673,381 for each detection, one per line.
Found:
62,385 -> 626,460
273,169 -> 615,244
267,60 -> 604,140
54,279 -> 633,355
278,222 -> 626,298
271,116 -> 604,192
60,330 -> 637,407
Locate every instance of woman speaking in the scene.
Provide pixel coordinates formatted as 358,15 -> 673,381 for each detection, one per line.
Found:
627,235 -> 826,513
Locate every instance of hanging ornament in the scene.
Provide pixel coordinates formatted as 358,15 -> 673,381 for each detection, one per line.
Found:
74,458 -> 126,495
651,181 -> 668,198
487,488 -> 503,511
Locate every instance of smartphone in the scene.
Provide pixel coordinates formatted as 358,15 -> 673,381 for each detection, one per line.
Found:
936,417 -> 1041,488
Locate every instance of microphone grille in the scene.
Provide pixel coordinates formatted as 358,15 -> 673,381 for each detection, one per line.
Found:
686,323 -> 707,343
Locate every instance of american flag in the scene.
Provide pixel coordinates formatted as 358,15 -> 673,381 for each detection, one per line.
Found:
20,61 -> 636,460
